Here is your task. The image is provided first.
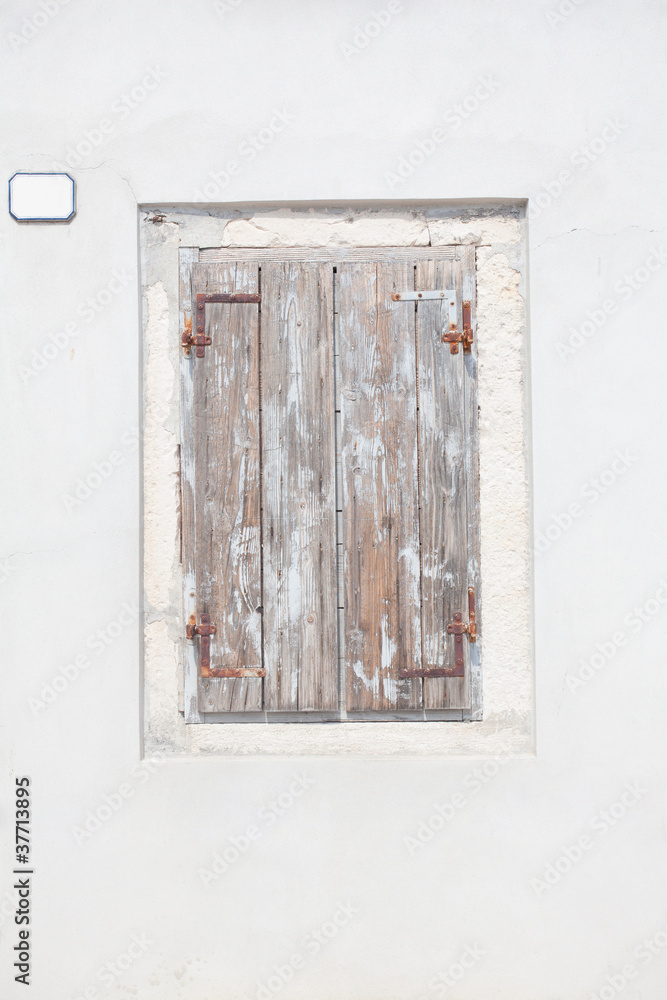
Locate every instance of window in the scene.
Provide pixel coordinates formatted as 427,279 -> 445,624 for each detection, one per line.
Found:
180,246 -> 480,722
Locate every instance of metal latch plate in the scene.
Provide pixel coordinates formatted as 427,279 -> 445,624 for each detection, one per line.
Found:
391,290 -> 456,302
392,289 -> 467,353
442,300 -> 473,355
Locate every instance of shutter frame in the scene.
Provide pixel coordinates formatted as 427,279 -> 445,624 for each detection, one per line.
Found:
180,247 -> 481,723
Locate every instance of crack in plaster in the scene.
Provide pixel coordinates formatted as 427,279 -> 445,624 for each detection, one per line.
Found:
534,224 -> 667,249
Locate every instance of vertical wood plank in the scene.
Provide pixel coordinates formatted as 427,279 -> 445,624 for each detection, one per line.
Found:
180,248 -> 201,723
192,262 -> 263,713
334,281 -> 346,714
338,262 -> 422,712
261,262 -> 338,711
416,259 -> 469,709
461,246 -> 482,719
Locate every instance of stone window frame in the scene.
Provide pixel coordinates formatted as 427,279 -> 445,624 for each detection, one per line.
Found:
140,203 -> 534,757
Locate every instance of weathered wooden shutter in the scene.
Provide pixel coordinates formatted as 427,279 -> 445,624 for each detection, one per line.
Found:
260,262 -> 338,712
183,261 -> 264,715
336,253 -> 478,715
180,248 -> 479,721
337,261 -> 422,712
181,258 -> 339,718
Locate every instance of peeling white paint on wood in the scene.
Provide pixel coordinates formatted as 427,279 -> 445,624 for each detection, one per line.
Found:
261,261 -> 338,711
182,253 -> 479,716
190,262 -> 263,712
337,261 -> 422,712
416,256 -> 470,710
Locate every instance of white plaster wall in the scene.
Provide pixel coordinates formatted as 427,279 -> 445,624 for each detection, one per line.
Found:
1,2 -> 666,999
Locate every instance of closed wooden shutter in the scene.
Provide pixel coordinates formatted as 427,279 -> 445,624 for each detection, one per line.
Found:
260,262 -> 338,712
180,248 -> 480,721
337,261 -> 422,712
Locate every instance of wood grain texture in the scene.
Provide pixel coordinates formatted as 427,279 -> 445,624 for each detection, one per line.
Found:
261,262 -> 338,711
179,247 -> 481,723
334,287 -> 346,714
179,247 -> 201,723
191,262 -> 263,713
460,247 -> 482,719
416,260 -> 468,709
338,262 -> 422,712
200,247 -> 458,263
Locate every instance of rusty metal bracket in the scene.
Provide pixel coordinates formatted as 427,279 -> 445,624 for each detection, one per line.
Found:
186,613 -> 216,671
392,290 -> 472,355
392,289 -> 457,333
187,613 -> 266,679
183,292 -> 261,357
398,587 -> 476,679
441,301 -> 473,355
398,666 -> 462,679
181,326 -> 212,357
392,290 -> 455,302
445,587 -> 477,672
203,667 -> 266,678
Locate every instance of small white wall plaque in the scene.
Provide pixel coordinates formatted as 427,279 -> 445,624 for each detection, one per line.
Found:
9,172 -> 76,222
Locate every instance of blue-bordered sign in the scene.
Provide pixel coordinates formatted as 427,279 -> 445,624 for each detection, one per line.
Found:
9,172 -> 76,222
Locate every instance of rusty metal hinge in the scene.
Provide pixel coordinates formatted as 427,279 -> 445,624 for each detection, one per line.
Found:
446,586 -> 477,677
183,292 -> 261,358
186,613 -> 216,670
442,300 -> 473,355
398,587 -> 476,679
187,613 -> 266,679
182,326 -> 212,357
392,290 -> 472,355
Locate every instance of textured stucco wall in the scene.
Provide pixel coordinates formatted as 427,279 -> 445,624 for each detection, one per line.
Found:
2,2 -> 666,999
